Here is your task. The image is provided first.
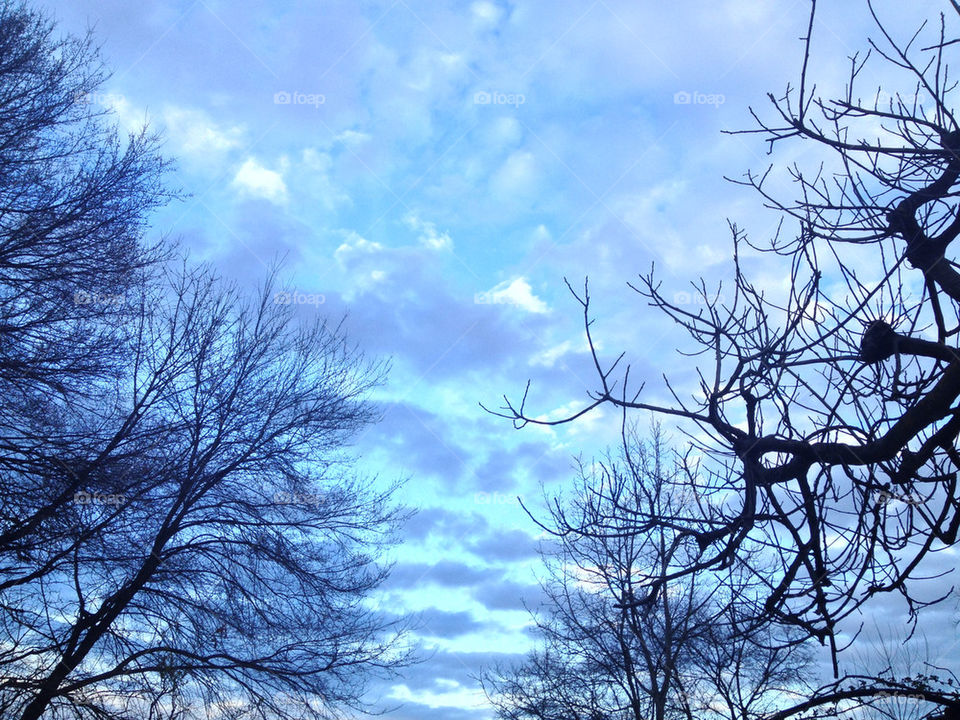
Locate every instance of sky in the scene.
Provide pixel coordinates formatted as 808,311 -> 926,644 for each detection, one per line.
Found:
32,1 -> 960,718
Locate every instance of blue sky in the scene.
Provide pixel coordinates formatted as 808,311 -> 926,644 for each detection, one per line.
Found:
35,1 -> 960,717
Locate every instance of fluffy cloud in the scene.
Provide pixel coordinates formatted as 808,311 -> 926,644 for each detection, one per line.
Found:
478,277 -> 548,314
405,213 -> 453,250
386,561 -> 501,590
473,580 -> 548,612
161,105 -> 246,157
470,1 -> 505,28
490,150 -> 539,203
467,529 -> 541,562
413,608 -> 487,639
232,157 -> 288,204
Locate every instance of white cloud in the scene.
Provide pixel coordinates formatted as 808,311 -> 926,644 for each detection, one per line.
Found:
333,233 -> 390,293
335,129 -> 372,147
334,233 -> 385,265
482,117 -> 523,148
405,213 -> 453,251
484,277 -> 549,314
92,91 -> 144,134
490,150 -> 538,201
406,49 -> 465,92
232,157 -> 287,205
161,106 -> 245,157
531,338 -> 593,367
536,401 -> 608,439
471,0 -> 504,27
300,148 -> 351,211
531,224 -> 551,243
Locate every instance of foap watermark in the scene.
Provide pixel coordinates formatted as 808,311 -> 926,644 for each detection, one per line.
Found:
474,491 -> 522,506
74,91 -> 125,107
73,290 -> 126,306
273,91 -> 325,108
474,90 -> 525,107
474,290 -> 519,306
273,491 -> 324,506
673,90 -> 725,108
273,291 -> 325,308
875,489 -> 923,507
672,291 -> 725,306
874,690 -> 927,702
873,90 -> 925,108
73,490 -> 126,507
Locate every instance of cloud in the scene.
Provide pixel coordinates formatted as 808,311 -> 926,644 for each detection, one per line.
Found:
382,703 -> 489,720
405,213 -> 453,250
335,129 -> 372,147
413,608 -> 487,638
470,1 -> 504,28
333,232 -> 388,291
480,277 -> 548,314
87,90 -> 144,134
161,105 -> 245,157
467,529 -> 541,562
404,507 -> 490,543
490,150 -> 538,202
389,650 -> 526,693
361,401 -> 473,484
474,580 -> 548,612
232,157 -> 288,204
325,234 -> 555,378
472,440 -> 572,492
530,339 -> 587,368
204,201 -> 312,283
483,117 -> 523,148
298,148 -> 351,211
387,561 -> 501,590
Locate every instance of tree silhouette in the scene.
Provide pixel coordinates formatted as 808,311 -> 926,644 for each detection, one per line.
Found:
0,4 -> 412,718
482,429 -> 810,720
0,0 -> 171,577
2,266 -> 412,720
490,1 -> 960,716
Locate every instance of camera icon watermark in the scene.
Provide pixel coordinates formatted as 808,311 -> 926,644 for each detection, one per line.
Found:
73,290 -> 125,306
474,90 -> 525,108
474,290 -> 520,306
273,491 -> 324,506
875,691 -> 926,702
73,491 -> 126,507
673,90 -> 725,108
672,291 -> 725,306
874,489 -> 922,508
273,91 -> 325,108
474,491 -> 522,506
74,91 -> 125,107
873,90 -> 925,108
273,291 -> 325,308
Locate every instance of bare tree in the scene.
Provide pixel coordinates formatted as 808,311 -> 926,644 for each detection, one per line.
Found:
846,621 -> 940,720
0,4 -> 413,717
482,428 -> 810,720
0,0 -> 172,573
0,265 -> 412,720
489,1 -> 960,716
